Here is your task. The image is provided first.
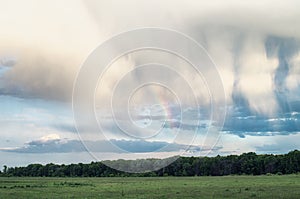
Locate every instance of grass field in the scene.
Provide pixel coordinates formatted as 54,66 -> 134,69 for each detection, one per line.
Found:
0,175 -> 300,198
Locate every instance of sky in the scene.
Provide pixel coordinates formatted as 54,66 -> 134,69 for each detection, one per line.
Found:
0,0 -> 300,169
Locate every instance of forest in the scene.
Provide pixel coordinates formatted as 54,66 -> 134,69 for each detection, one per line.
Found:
1,150 -> 299,177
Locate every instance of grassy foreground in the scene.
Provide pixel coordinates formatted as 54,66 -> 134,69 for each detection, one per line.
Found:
0,175 -> 300,198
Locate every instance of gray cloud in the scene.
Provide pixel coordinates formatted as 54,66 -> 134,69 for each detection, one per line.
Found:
0,137 -> 201,154
223,107 -> 300,138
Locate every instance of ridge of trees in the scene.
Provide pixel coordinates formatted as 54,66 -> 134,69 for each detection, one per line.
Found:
1,150 -> 299,177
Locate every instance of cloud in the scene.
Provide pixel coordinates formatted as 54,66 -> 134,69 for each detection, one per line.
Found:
223,106 -> 300,138
0,56 -> 17,67
0,0 -> 101,101
249,133 -> 300,154
0,134 -> 201,154
216,132 -> 300,155
0,0 -> 299,114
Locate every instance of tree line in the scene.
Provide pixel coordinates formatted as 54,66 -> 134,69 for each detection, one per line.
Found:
1,150 -> 299,177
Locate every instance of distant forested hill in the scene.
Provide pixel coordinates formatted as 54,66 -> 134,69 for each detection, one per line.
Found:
1,150 -> 299,177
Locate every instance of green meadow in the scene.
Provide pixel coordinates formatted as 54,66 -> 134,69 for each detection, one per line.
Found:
0,175 -> 300,198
